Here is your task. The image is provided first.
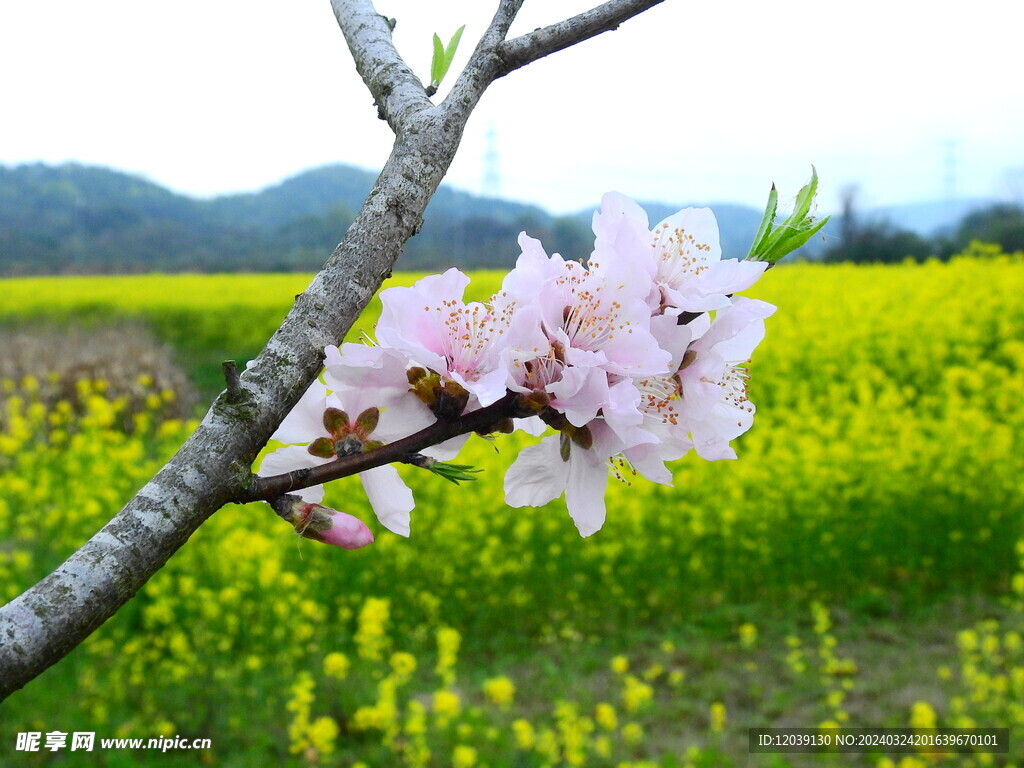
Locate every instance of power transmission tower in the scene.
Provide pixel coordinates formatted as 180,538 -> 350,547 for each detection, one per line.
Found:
943,138 -> 962,201
482,123 -> 501,198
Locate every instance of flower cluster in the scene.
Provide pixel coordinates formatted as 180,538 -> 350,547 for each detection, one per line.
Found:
259,192 -> 777,544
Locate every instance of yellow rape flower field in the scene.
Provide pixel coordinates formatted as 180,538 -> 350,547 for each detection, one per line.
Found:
1,250 -> 1023,767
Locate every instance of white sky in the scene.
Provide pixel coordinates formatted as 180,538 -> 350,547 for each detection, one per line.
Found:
1,1 -> 1022,214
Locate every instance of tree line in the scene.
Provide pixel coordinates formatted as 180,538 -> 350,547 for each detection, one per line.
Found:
823,189 -> 1024,263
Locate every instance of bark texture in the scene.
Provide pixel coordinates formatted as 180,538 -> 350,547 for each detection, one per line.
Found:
0,0 -> 664,701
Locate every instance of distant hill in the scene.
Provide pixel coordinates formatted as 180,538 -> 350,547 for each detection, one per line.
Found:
16,162 -> 996,275
0,163 -> 599,275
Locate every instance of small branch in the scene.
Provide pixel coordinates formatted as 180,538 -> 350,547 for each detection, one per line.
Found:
496,0 -> 665,76
443,0 -> 526,110
241,392 -> 522,502
221,360 -> 243,403
330,0 -> 431,131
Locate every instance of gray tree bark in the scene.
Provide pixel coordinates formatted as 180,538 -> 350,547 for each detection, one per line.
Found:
0,0 -> 663,701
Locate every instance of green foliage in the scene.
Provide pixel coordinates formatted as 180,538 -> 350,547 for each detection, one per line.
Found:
424,461 -> 483,485
822,221 -> 934,263
746,169 -> 829,264
429,26 -> 465,91
951,203 -> 1024,254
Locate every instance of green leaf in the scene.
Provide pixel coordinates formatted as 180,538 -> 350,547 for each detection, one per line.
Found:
746,168 -> 829,265
429,25 -> 466,90
444,25 -> 465,67
745,184 -> 778,261
426,461 -> 483,485
430,33 -> 446,87
788,165 -> 819,225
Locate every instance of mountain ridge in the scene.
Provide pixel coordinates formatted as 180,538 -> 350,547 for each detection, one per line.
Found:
0,161 -> 994,275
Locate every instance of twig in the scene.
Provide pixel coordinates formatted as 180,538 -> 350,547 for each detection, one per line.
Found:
221,360 -> 243,403
329,0 -> 431,132
496,0 -> 665,76
242,393 -> 522,503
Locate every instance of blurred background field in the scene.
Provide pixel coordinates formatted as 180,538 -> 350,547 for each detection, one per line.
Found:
1,252 -> 1023,767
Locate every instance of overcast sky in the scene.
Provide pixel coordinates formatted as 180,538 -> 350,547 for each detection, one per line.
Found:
2,1 -> 1021,215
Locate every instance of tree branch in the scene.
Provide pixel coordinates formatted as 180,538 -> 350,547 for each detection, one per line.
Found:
496,0 -> 665,76
242,392 -> 522,502
330,0 -> 431,131
442,0 -> 526,115
0,0 -> 665,702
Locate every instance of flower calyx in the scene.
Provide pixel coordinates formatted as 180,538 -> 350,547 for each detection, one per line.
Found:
539,407 -> 593,461
307,406 -> 382,459
406,366 -> 469,420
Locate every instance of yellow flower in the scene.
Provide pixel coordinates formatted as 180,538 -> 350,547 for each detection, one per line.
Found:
355,597 -> 391,661
595,702 -> 618,731
352,705 -> 383,731
511,718 -> 535,750
308,716 -> 338,757
452,745 -> 477,768
390,651 -> 418,681
738,622 -> 758,648
436,627 -> 462,685
610,655 -> 630,675
405,700 -> 428,736
621,722 -> 644,744
622,675 -> 654,713
642,663 -> 664,681
910,701 -> 937,730
433,689 -> 462,723
482,676 -> 515,709
709,701 -> 727,732
323,652 -> 350,680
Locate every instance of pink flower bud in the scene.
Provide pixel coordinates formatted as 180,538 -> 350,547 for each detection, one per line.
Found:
271,494 -> 374,550
313,510 -> 375,550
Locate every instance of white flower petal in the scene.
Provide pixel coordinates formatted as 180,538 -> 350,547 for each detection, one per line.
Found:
359,465 -> 414,537
504,437 -> 566,509
565,448 -> 609,537
273,379 -> 330,444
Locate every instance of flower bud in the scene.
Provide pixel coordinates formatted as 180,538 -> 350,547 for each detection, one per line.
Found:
431,380 -> 469,420
570,424 -> 593,450
408,368 -> 439,406
271,494 -> 374,550
314,510 -> 375,549
406,366 -> 428,386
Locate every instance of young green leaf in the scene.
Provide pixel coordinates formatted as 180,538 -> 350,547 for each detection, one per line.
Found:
429,25 -> 467,91
745,184 -> 778,261
746,168 -> 830,265
430,33 -> 446,88
444,25 -> 465,67
426,461 -> 483,485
